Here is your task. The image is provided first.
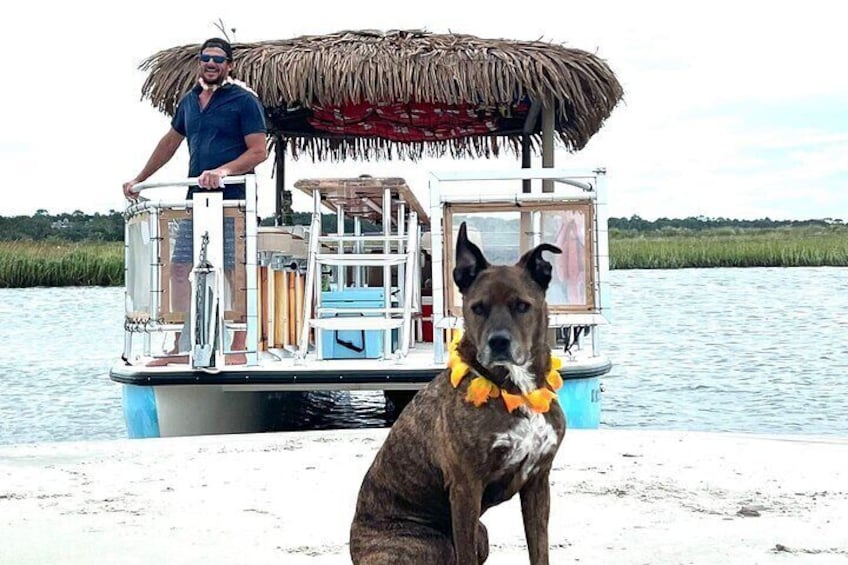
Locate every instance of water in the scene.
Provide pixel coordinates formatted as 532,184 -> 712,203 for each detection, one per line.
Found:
602,267 -> 848,434
0,288 -> 126,444
1,267 -> 846,445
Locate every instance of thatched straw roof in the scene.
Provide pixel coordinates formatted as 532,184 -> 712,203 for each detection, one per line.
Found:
139,29 -> 623,161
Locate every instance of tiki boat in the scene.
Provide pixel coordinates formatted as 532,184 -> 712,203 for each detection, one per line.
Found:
110,30 -> 623,438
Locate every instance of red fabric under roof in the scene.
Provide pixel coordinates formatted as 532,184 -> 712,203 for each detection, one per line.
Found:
308,101 -> 523,142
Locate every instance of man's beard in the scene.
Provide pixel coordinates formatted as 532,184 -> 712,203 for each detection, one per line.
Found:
200,69 -> 225,87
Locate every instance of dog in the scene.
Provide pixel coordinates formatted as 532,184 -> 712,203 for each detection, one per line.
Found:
349,222 -> 566,564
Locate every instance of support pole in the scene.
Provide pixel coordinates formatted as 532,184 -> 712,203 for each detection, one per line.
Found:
274,137 -> 285,226
521,100 -> 542,251
521,100 -> 542,194
542,102 -> 555,193
275,136 -> 293,226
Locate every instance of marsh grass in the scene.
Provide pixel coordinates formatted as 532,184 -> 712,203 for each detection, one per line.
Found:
0,241 -> 123,287
610,226 -> 848,269
2,225 -> 847,287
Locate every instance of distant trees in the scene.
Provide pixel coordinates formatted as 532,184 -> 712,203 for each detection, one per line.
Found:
1,210 -> 380,242
608,215 -> 839,234
0,211 -> 125,242
0,211 -> 842,243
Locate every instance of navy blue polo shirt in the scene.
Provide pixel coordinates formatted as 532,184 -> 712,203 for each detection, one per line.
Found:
171,82 -> 266,200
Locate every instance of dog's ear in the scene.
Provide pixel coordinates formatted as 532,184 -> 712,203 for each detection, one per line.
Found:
453,222 -> 489,294
518,243 -> 561,291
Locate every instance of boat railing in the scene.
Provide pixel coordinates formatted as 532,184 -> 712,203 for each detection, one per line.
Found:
427,167 -> 610,364
120,169 -> 606,370
121,175 -> 258,368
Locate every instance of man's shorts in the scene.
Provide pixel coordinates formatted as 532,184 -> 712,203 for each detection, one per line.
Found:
171,217 -> 237,270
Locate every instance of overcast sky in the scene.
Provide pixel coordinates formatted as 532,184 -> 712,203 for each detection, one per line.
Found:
2,0 -> 845,220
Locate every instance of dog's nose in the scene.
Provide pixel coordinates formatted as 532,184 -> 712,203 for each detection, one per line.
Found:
487,331 -> 512,357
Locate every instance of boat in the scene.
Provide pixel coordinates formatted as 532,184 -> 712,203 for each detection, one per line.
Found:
110,30 -> 623,438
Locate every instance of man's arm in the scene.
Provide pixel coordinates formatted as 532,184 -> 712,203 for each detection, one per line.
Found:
123,128 -> 185,198
197,133 -> 268,189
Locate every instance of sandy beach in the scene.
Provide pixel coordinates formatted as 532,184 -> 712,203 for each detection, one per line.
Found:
1,429 -> 846,564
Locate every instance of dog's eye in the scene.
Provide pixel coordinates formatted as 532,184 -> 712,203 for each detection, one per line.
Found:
470,302 -> 487,316
514,300 -> 531,314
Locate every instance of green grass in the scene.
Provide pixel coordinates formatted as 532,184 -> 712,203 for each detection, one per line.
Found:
2,226 -> 847,287
609,226 -> 848,269
0,241 -> 124,288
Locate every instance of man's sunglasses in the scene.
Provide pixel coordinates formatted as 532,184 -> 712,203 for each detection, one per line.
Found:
199,54 -> 228,64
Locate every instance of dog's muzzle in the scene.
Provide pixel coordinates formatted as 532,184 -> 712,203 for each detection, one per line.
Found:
479,330 -> 525,366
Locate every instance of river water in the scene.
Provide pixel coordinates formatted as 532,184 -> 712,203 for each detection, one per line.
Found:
1,267 -> 845,445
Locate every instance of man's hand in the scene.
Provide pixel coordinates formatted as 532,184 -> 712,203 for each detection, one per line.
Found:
122,179 -> 140,200
198,168 -> 231,189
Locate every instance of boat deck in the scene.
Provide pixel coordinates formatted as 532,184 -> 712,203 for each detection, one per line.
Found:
110,343 -> 611,390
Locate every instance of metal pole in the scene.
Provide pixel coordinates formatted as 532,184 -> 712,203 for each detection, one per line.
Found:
521,100 -> 543,251
337,204 -> 345,288
274,137 -> 285,226
354,217 -> 362,286
383,185 -> 392,358
124,208 -> 133,359
429,174 -> 446,364
522,135 -> 532,194
146,208 -> 159,357
521,100 -> 541,194
245,175 -> 259,365
594,168 -> 610,356
397,201 -> 405,316
542,101 -> 555,193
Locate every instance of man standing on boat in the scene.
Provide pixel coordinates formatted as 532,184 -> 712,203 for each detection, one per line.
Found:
123,37 -> 268,365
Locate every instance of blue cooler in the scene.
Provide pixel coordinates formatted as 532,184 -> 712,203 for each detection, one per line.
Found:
320,288 -> 397,359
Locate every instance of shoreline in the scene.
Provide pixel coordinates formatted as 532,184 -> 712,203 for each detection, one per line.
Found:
1,429 -> 846,564
3,239 -> 847,289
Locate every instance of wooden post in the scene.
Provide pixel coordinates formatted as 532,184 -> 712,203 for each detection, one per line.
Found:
258,266 -> 268,351
288,271 -> 297,345
275,270 -> 288,347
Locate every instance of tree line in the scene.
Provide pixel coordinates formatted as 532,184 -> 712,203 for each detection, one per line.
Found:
0,211 -> 842,242
609,215 -> 842,233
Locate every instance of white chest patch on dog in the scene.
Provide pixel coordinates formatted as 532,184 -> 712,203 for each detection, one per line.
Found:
492,413 -> 558,481
507,364 -> 535,395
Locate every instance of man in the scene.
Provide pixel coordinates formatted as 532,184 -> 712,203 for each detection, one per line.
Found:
123,37 -> 268,365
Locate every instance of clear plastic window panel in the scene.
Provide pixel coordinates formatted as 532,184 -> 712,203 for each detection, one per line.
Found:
541,207 -> 593,309
125,214 -> 153,321
446,204 -> 595,314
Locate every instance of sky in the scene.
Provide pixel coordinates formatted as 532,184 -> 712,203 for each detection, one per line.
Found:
2,0 -> 846,221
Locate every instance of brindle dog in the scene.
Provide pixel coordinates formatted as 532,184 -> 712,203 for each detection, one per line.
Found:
350,222 -> 566,564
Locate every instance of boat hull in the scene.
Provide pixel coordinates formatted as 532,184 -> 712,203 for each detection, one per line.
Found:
558,375 -> 602,428
123,384 -> 271,438
116,355 -> 611,438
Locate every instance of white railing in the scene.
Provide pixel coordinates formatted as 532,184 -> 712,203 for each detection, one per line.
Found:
427,167 -> 609,364
122,175 -> 258,367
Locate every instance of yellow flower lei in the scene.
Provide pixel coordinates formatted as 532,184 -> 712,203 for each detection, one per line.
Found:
447,329 -> 563,414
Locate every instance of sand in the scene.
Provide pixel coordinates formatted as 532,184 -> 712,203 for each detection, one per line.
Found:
1,429 -> 846,564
